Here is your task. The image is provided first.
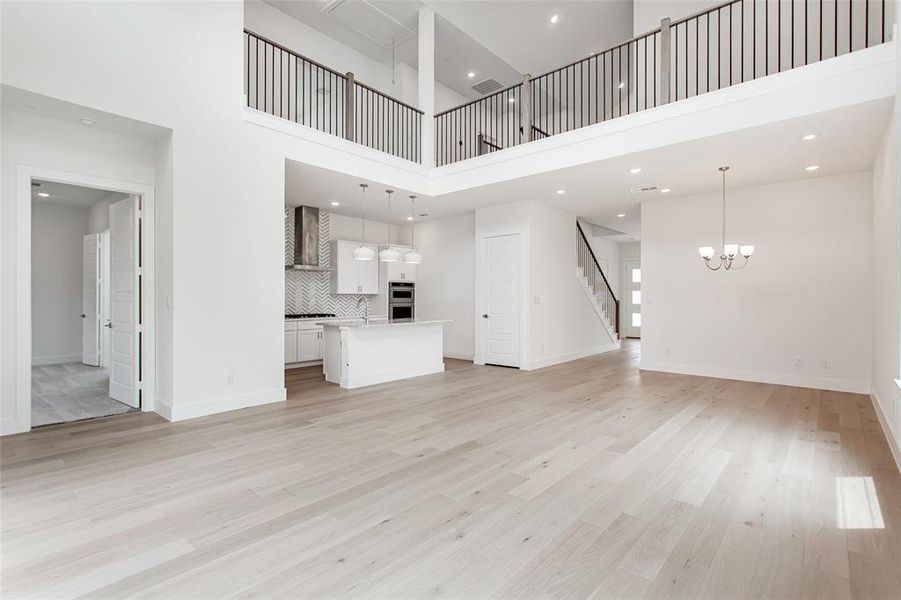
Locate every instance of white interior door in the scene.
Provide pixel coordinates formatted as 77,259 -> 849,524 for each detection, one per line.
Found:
481,233 -> 521,367
624,258 -> 641,339
109,197 -> 141,407
81,234 -> 101,366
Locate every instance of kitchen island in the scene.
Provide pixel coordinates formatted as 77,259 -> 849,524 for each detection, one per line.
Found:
319,319 -> 450,389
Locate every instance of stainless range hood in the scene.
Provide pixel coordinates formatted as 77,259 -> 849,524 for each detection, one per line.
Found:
288,206 -> 334,271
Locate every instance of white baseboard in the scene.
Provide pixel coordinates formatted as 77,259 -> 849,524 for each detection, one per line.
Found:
871,388 -> 901,473
522,343 -> 620,371
639,360 -> 870,394
444,350 -> 474,361
157,387 -> 286,422
1,417 -> 30,436
343,362 -> 445,388
31,354 -> 81,366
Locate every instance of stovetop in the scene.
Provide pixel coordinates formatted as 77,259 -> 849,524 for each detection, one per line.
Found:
285,313 -> 336,319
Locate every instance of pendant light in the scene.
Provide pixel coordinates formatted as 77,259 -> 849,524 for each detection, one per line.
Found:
379,189 -> 401,262
404,195 -> 422,264
353,183 -> 376,261
697,166 -> 754,270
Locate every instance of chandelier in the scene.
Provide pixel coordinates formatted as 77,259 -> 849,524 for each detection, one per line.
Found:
697,166 -> 754,270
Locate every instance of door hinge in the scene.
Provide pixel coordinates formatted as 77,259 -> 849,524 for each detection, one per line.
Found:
137,380 -> 143,390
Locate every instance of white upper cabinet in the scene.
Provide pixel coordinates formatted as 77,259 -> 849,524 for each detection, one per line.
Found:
331,240 -> 379,295
384,246 -> 417,283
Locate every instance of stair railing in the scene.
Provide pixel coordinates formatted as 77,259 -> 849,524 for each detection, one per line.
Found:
576,221 -> 620,338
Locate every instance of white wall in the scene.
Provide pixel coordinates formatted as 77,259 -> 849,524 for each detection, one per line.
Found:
87,193 -> 125,234
641,172 -> 873,393
415,213 -> 476,359
31,202 -> 90,365
871,101 -> 900,460
475,201 -> 616,370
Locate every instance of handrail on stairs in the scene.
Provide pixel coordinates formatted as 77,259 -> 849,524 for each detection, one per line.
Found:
576,221 -> 620,338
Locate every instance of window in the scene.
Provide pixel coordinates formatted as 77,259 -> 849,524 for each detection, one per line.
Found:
632,313 -> 641,328
631,290 -> 641,305
631,268 -> 641,283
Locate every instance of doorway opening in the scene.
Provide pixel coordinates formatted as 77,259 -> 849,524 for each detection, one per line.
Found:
29,178 -> 147,427
477,232 -> 523,368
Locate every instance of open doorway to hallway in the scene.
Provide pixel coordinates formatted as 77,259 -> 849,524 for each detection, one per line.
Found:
30,180 -> 142,426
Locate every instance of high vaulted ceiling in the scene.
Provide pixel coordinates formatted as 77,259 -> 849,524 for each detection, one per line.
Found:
263,0 -> 634,101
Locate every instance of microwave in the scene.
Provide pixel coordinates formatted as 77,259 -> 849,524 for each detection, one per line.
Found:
388,282 -> 414,322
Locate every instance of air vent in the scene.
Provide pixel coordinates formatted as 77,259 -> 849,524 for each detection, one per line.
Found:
322,0 -> 414,48
471,79 -> 504,95
31,181 -> 41,187
630,186 -> 658,193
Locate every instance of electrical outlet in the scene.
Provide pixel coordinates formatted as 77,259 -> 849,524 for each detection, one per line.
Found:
225,372 -> 234,385
822,359 -> 831,370
794,357 -> 803,367
533,296 -> 540,304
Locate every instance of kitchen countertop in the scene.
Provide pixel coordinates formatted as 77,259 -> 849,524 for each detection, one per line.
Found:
318,319 -> 451,330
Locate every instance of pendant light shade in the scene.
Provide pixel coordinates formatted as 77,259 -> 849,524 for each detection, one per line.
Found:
355,183 -> 375,261
379,189 -> 401,262
405,194 -> 423,264
353,245 -> 376,261
403,249 -> 422,264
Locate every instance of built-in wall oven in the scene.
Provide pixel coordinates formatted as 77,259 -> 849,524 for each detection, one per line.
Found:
388,281 -> 414,322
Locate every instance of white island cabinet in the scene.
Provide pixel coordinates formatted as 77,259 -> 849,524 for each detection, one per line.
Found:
320,320 -> 450,389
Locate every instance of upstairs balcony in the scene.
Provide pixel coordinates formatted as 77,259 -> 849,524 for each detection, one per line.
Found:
244,0 -> 895,169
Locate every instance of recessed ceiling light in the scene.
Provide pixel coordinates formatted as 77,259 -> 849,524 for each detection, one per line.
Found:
629,167 -> 642,174
801,133 -> 819,141
660,188 -> 672,193
467,71 -> 475,78
330,201 -> 340,206
805,164 -> 821,171
616,213 -> 626,218
79,117 -> 96,126
37,192 -> 50,198
406,216 -> 414,221
556,189 -> 566,195
508,97 -> 515,103
550,14 -> 559,24
618,82 -> 625,89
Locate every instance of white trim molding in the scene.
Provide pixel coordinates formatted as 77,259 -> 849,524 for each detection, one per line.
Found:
640,360 -> 871,394
163,388 -> 286,422
522,343 -> 621,371
870,388 -> 901,473
31,355 -> 82,367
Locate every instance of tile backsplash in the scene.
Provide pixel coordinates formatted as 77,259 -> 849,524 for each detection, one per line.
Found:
284,208 -> 369,316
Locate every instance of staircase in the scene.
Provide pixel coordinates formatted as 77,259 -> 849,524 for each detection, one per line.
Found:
576,222 -> 620,343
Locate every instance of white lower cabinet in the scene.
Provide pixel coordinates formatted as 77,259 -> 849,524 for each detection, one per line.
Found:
284,325 -> 298,363
285,320 -> 324,364
298,327 -> 323,362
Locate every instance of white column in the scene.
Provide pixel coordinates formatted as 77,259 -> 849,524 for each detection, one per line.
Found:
418,6 -> 435,168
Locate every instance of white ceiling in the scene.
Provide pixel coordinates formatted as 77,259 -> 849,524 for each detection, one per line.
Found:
430,1 -> 634,76
32,180 -> 128,209
263,1 -> 633,101
285,98 -> 892,240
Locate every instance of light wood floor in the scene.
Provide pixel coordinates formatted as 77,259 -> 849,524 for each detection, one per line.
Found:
2,341 -> 899,599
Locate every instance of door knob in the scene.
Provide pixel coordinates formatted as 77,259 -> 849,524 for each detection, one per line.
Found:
482,313 -> 489,319
80,314 -> 86,318
104,322 -> 113,329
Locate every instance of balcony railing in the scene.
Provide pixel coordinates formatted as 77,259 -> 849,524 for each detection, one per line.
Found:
244,29 -> 423,163
435,0 -> 894,166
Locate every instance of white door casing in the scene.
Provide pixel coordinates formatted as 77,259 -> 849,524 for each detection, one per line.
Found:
99,230 -> 112,369
81,234 -> 101,366
109,197 -> 141,408
481,233 -> 521,367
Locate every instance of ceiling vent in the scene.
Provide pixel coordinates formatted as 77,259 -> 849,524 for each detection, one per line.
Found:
471,79 -> 504,95
322,0 -> 414,48
630,186 -> 658,193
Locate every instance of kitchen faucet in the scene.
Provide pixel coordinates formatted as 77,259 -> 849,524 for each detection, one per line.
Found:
356,296 -> 369,324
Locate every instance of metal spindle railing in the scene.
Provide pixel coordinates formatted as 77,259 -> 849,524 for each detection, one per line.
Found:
435,0 -> 893,165
576,222 -> 620,338
244,30 -> 423,163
